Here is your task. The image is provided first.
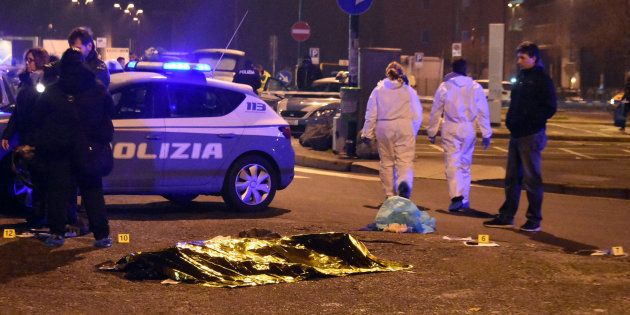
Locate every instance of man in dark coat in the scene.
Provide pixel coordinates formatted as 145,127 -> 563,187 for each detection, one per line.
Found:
296,56 -> 322,90
43,27 -> 110,88
484,42 -> 557,232
33,48 -> 114,248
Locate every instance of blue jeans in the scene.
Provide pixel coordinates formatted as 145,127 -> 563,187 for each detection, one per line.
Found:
498,129 -> 547,224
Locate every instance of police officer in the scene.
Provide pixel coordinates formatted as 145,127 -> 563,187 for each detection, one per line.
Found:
43,27 -> 110,88
233,60 -> 261,94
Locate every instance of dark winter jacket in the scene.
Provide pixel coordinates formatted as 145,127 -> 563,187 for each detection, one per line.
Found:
233,66 -> 262,93
1,70 -> 43,145
296,62 -> 323,90
43,50 -> 110,88
506,66 -> 557,138
32,62 -> 114,159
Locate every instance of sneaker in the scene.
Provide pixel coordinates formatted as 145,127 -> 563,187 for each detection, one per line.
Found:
483,217 -> 514,229
398,182 -> 411,199
448,196 -> 464,212
519,221 -> 541,232
94,237 -> 113,248
44,234 -> 65,247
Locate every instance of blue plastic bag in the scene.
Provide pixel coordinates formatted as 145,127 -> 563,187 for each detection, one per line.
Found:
373,196 -> 436,234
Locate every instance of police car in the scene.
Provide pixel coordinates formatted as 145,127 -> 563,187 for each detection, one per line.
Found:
0,61 -> 295,212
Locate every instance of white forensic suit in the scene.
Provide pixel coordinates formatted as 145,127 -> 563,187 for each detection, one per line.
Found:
427,75 -> 492,205
361,79 -> 423,197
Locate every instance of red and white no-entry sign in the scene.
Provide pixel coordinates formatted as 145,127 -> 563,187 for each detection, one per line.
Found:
291,21 -> 311,42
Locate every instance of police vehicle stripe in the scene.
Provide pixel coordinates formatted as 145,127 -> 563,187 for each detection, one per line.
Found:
116,127 -> 284,137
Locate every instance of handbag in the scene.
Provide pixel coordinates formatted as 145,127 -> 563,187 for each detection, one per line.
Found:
66,92 -> 114,177
73,140 -> 113,177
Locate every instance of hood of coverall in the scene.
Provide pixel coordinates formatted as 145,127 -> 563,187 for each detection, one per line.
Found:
382,78 -> 404,90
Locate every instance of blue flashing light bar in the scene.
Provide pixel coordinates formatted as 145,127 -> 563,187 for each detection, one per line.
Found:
127,61 -> 138,69
163,62 -> 191,71
194,63 -> 212,71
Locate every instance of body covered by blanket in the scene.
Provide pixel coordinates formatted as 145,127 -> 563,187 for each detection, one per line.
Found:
100,232 -> 411,287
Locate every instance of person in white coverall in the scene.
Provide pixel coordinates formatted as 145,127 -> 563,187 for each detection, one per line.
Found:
361,62 -> 423,199
427,59 -> 492,212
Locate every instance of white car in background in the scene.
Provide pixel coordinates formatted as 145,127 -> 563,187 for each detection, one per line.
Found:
475,79 -> 512,104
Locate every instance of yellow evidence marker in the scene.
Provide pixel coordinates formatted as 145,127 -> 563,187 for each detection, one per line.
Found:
611,246 -> 625,256
118,234 -> 130,243
478,234 -> 490,244
3,229 -> 16,239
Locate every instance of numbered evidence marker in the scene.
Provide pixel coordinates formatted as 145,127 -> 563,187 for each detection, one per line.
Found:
3,229 -> 16,238
611,246 -> 625,256
478,234 -> 490,244
118,234 -> 130,244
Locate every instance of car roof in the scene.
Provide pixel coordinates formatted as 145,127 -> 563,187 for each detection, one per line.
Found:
192,49 -> 246,57
313,77 -> 342,85
475,79 -> 511,84
109,71 -> 256,96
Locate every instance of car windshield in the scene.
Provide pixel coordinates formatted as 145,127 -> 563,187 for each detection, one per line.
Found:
197,56 -> 238,72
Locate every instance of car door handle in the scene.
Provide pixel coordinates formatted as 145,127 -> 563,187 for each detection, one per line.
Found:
145,135 -> 161,140
218,133 -> 236,139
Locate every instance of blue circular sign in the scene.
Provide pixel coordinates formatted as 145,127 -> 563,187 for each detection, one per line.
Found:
276,70 -> 293,84
337,0 -> 373,15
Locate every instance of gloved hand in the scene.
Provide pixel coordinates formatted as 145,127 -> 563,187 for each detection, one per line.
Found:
428,136 -> 436,144
482,137 -> 491,150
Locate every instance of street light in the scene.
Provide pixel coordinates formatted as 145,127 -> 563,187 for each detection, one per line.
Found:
114,3 -> 121,8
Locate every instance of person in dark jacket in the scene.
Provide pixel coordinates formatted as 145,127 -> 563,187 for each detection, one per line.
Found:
1,48 -> 50,227
619,78 -> 630,131
233,60 -> 261,94
43,27 -> 110,88
296,56 -> 322,90
484,41 -> 557,232
32,48 -> 114,248
1,48 -> 49,150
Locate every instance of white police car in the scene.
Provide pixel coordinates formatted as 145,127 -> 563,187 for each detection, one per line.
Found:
0,61 -> 295,212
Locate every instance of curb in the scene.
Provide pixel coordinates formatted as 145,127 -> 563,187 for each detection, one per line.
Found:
294,153 -> 630,200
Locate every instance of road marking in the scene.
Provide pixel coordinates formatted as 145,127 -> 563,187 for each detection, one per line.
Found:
493,146 -> 508,153
429,144 -> 444,152
548,123 -> 611,137
294,167 -> 380,181
559,148 -> 594,159
622,149 -> 630,154
294,175 -> 310,179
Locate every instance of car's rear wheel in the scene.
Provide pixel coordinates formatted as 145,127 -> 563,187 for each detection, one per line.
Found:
162,194 -> 199,205
222,155 -> 277,212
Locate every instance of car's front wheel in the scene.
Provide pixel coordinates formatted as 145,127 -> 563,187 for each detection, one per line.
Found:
222,155 -> 277,212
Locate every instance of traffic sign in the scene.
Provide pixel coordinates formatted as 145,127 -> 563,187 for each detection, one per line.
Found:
337,0 -> 373,15
277,70 -> 293,84
291,21 -> 311,42
452,43 -> 462,57
309,47 -> 320,65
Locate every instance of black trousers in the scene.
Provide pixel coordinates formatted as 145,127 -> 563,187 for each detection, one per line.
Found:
498,129 -> 547,225
44,157 -> 109,240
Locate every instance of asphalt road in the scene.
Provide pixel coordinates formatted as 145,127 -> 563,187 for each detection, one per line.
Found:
416,138 -> 630,161
0,167 -> 629,313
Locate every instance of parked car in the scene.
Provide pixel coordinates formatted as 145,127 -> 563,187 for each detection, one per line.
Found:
0,61 -> 295,212
276,76 -> 348,136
